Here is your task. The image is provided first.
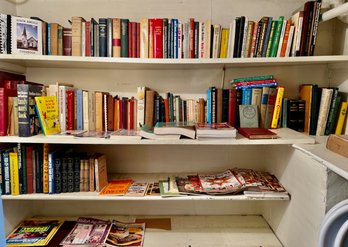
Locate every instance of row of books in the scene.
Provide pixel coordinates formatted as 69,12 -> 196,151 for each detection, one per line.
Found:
99,168 -> 287,198
0,143 -> 108,195
0,0 -> 321,58
6,217 -> 145,247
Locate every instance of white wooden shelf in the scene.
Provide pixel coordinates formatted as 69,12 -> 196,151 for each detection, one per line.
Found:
0,128 -> 315,145
293,136 -> 348,180
0,54 -> 348,72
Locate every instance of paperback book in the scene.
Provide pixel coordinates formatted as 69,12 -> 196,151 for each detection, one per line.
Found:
35,96 -> 61,135
154,122 -> 196,139
105,221 -> 145,247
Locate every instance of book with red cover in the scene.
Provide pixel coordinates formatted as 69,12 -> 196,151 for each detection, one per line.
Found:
26,146 -> 34,194
228,88 -> 237,127
238,127 -> 278,139
107,94 -> 114,131
131,22 -> 137,58
189,18 -> 195,58
129,98 -> 134,130
63,28 -> 72,56
66,89 -> 75,131
85,21 -> 91,56
0,88 -> 16,136
128,22 -> 133,58
164,98 -> 169,122
153,18 -> 163,58
136,22 -> 140,58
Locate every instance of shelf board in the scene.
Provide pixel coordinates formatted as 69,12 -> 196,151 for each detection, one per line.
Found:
1,54 -> 348,71
293,136 -> 348,180
0,128 -> 314,145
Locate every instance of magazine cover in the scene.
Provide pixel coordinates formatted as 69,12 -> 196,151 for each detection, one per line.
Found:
35,96 -> 61,135
6,218 -> 64,246
124,182 -> 148,197
60,217 -> 111,245
100,179 -> 134,196
105,221 -> 145,247
11,16 -> 42,55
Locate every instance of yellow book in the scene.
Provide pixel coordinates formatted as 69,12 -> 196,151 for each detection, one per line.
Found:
35,96 -> 61,135
219,28 -> 229,58
43,143 -> 49,194
335,102 -> 348,134
9,152 -> 19,196
271,86 -> 285,129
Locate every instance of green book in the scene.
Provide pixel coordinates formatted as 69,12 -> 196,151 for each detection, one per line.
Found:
231,75 -> 273,83
266,21 -> 276,57
270,16 -> 284,57
120,19 -> 129,57
325,89 -> 341,135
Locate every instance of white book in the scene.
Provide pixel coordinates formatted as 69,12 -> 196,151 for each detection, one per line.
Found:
227,22 -> 234,58
182,23 -> 188,58
285,26 -> 295,57
178,22 -> 183,59
241,17 -> 249,58
277,20 -> 287,57
204,20 -> 212,58
316,88 -> 333,136
199,22 -> 204,58
11,15 -> 42,55
83,90 -> 89,131
212,24 -> 221,58
88,91 -> 96,131
81,21 -> 86,57
136,86 -> 146,128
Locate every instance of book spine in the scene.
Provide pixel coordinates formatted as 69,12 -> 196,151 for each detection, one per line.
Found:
48,152 -> 55,194
270,16 -> 284,57
107,18 -> 113,57
66,89 -> 75,131
262,17 -> 273,57
58,25 -> 63,55
121,19 -> 129,57
264,87 -> 277,129
271,86 -> 284,128
83,91 -> 89,131
95,92 -> 103,132
235,82 -> 278,90
298,99 -> 305,132
287,99 -> 298,130
325,89 -> 340,135
241,17 -> 249,58
9,152 -> 19,195
76,89 -> 84,130
67,157 -> 74,192
228,89 -> 237,127
253,20 -> 262,57
63,28 -> 72,56
309,2 -> 321,56
282,98 -> 288,128
153,18 -> 163,58
285,26 -> 295,57
207,88 -> 212,124
58,86 -> 66,132
122,97 -> 128,129
88,91 -> 96,131
265,21 -> 276,57
112,18 -> 121,57
309,84 -> 319,135
17,85 -> 30,137
99,18 -> 107,57
74,156 -> 80,192
211,87 -> 217,124
85,21 -> 91,56
189,18 -> 195,58
139,18 -> 149,58
61,157 -> 68,193
72,17 -> 83,56
81,22 -> 86,56
17,143 -> 24,194
335,102 -> 348,134
149,19 -> 154,58
25,146 -> 33,194
47,23 -> 52,55
178,22 -> 183,59
280,20 -> 291,57
232,75 -> 273,83
2,152 -> 11,195
131,22 -> 137,58
145,91 -> 155,127
43,143 -> 49,194
54,156 -> 61,194
260,87 -> 270,128
107,95 -> 114,131
276,20 -> 286,57
256,18 -> 267,57
316,89 -> 333,136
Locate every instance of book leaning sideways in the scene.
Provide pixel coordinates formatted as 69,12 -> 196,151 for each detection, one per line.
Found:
6,218 -> 64,246
10,16 -> 42,55
35,96 -> 61,135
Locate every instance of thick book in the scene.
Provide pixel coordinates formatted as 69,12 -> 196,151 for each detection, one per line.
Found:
195,123 -> 236,139
154,122 -> 195,139
112,18 -> 121,57
35,96 -> 61,135
0,88 -> 16,136
335,102 -> 348,135
326,135 -> 348,158
316,88 -> 333,136
62,28 -> 72,56
120,19 -> 129,57
94,154 -> 108,192
71,16 -> 85,56
153,18 -> 163,58
238,127 -> 278,139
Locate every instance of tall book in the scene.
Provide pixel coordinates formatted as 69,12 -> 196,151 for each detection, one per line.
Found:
121,19 -> 129,57
325,89 -> 340,135
9,151 -> 19,195
153,19 -> 163,58
271,86 -> 284,128
112,18 -> 121,57
99,18 -> 107,57
299,84 -> 313,134
136,86 -> 146,128
94,154 -> 108,192
139,18 -> 148,58
71,16 -> 85,56
145,90 -> 155,128
335,102 -> 348,135
316,88 -> 333,136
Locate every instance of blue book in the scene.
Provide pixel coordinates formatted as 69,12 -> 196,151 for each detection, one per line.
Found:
1,150 -> 11,195
47,23 -> 51,55
236,82 -> 278,90
173,19 -> 178,58
76,89 -> 84,130
99,18 -> 107,57
48,152 -> 56,194
242,88 -> 252,105
262,17 -> 273,57
207,88 -> 212,124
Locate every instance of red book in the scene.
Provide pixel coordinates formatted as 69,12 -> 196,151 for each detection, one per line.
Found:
107,95 -> 114,131
26,146 -> 34,194
85,21 -> 91,56
63,28 -> 72,56
119,99 -> 123,129
0,88 -> 17,136
0,71 -> 26,87
238,127 -> 277,139
66,89 -> 75,130
128,22 -> 133,58
149,19 -> 154,58
228,88 -> 237,127
189,18 -> 195,58
131,22 -> 137,58
164,98 -> 169,122
299,1 -> 313,56
153,18 -> 163,58
136,22 -> 140,58
129,99 -> 134,130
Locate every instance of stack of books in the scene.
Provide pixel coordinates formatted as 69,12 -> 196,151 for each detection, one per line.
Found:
195,123 -> 236,139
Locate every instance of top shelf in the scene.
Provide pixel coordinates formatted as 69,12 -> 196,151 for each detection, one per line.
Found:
1,55 -> 348,72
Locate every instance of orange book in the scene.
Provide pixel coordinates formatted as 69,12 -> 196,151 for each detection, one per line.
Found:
280,20 -> 291,57
100,179 -> 134,195
113,97 -> 119,130
199,98 -> 205,124
271,86 -> 284,129
299,84 -> 313,134
43,143 -> 49,194
145,90 -> 155,127
164,98 -> 169,122
95,92 -> 103,132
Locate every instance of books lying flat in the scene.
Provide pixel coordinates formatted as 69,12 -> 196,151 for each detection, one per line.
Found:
100,179 -> 134,196
110,129 -> 141,140
196,123 -> 237,139
238,127 -> 278,139
105,221 -> 145,247
6,218 -> 64,246
154,122 -> 196,139
140,125 -> 180,140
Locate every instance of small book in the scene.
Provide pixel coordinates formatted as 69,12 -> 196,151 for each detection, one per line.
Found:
195,123 -> 237,139
239,105 -> 259,128
6,218 -> 64,246
124,182 -> 148,197
105,221 -> 145,247
154,122 -> 196,139
110,129 -> 141,140
238,127 -> 278,139
35,96 -> 61,135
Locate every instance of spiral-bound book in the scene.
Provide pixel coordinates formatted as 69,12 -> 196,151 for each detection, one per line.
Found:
11,15 -> 42,55
0,14 -> 9,54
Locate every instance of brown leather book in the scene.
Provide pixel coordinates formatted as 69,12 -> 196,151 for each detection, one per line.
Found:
107,94 -> 114,131
199,98 -> 205,124
145,90 -> 155,127
238,127 -> 277,139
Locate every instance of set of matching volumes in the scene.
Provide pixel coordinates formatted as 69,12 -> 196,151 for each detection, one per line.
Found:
0,0 -> 321,58
297,85 -> 348,135
0,143 -> 108,196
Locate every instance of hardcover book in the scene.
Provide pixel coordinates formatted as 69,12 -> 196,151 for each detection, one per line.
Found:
326,135 -> 348,158
238,127 -> 278,139
239,105 -> 259,128
154,122 -> 196,139
35,96 -> 60,135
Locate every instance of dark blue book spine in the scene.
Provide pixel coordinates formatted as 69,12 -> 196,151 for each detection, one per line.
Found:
99,18 -> 107,57
67,157 -> 74,192
169,93 -> 174,122
207,88 -> 212,124
235,90 -> 242,128
163,18 -> 168,58
222,89 -> 229,123
211,87 -> 217,124
61,157 -> 68,193
309,85 -> 319,135
173,19 -> 178,58
48,152 -> 55,194
76,89 -> 83,130
47,23 -> 51,55
73,156 -> 80,192
154,96 -> 160,125
54,156 -> 61,194
2,151 -> 11,195
262,17 -> 273,57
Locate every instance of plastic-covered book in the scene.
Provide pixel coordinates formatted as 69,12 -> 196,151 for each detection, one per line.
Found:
105,221 -> 145,247
195,123 -> 236,138
6,218 -> 63,246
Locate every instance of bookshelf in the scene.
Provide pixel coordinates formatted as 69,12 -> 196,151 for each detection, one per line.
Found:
1,0 -> 348,247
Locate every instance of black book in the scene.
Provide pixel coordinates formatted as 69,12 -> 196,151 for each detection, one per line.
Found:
61,157 -> 68,193
35,148 -> 43,193
222,89 -> 229,123
211,87 -> 217,124
236,16 -> 245,58
67,156 -> 74,192
99,18 -> 107,57
154,95 -> 161,125
73,155 -> 81,192
287,99 -> 298,131
325,88 -> 341,135
160,97 -> 165,122
120,19 -> 129,57
91,18 -> 98,57
233,17 -> 240,58
253,20 -> 263,58
210,25 -> 214,58
235,89 -> 242,128
163,18 -> 168,58
54,154 -> 62,194
194,21 -> 200,58
309,1 -> 322,56
298,99 -> 305,132
122,97 -> 128,129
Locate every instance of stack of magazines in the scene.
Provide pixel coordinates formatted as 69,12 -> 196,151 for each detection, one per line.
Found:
195,123 -> 237,139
